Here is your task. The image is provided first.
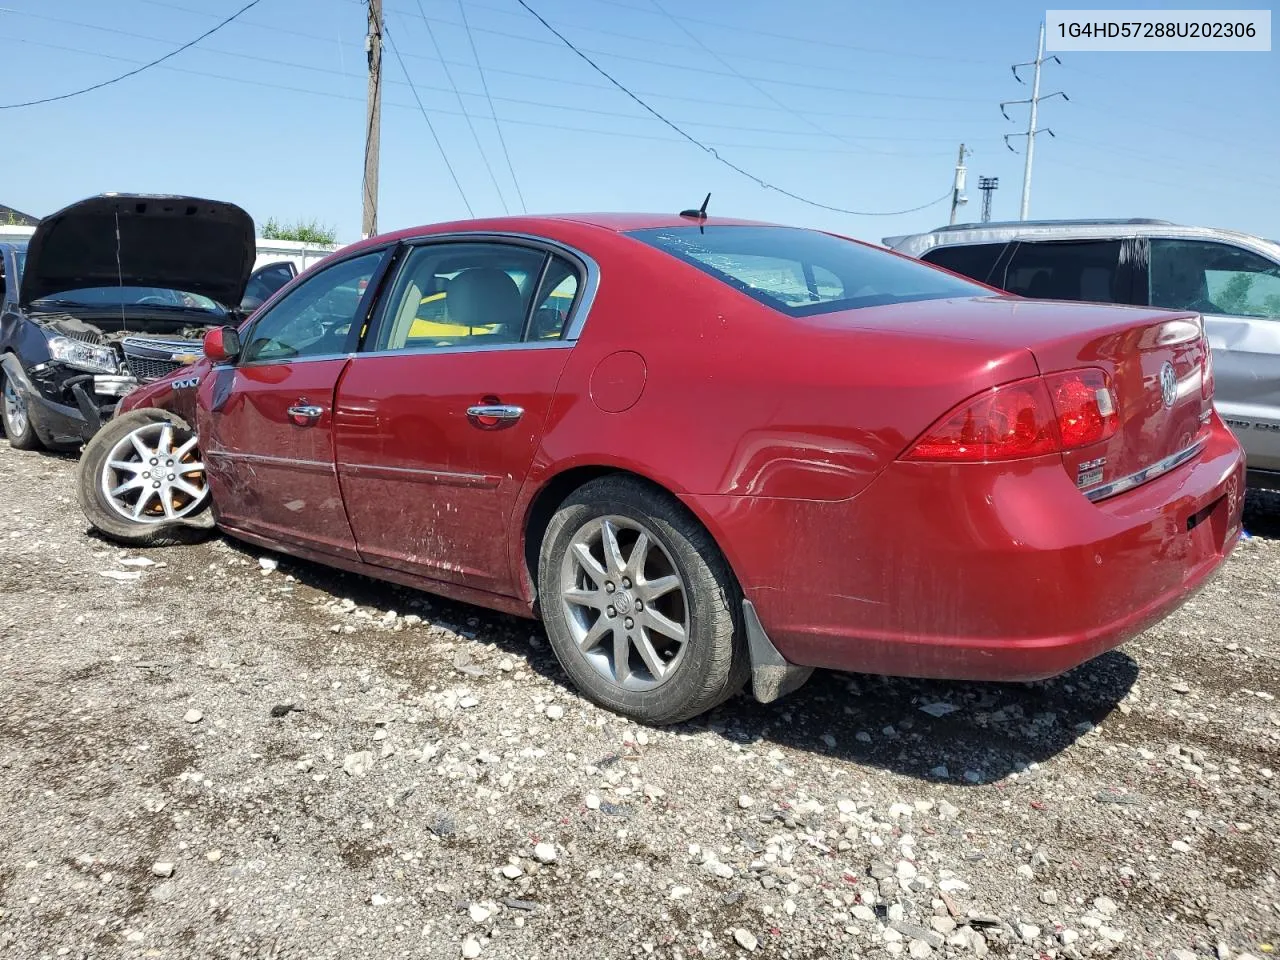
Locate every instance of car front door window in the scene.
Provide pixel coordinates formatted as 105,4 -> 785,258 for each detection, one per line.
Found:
241,253 -> 381,363
1150,239 -> 1280,319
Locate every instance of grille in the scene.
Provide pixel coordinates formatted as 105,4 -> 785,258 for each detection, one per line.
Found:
125,355 -> 183,382
121,336 -> 200,383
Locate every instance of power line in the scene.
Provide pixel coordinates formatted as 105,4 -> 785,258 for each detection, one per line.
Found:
1000,22 -> 1068,220
397,0 -> 991,66
458,0 -> 525,213
37,3 -> 1002,125
383,22 -> 474,217
0,0 -> 263,109
645,0 -> 889,157
0,9 -> 996,140
392,4 -> 994,104
141,0 -> 993,99
511,0 -> 951,217
409,0 -> 508,213
4,31 -> 969,162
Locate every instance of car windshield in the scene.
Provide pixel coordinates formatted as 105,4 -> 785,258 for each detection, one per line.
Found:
627,225 -> 987,317
32,285 -> 225,313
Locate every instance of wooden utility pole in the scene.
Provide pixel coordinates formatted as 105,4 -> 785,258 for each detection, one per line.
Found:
362,0 -> 383,239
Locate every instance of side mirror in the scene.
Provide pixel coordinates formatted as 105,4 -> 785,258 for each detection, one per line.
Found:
203,325 -> 241,363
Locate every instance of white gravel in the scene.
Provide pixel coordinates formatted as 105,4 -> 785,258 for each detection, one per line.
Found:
1,445 -> 1278,958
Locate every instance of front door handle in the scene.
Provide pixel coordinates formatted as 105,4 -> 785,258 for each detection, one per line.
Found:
286,403 -> 324,426
466,404 -> 524,426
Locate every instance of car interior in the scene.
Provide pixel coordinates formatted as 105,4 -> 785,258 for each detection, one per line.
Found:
377,246 -> 578,352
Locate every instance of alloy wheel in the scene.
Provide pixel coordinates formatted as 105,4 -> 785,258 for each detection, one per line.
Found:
2,377 -> 28,438
559,515 -> 690,691
99,421 -> 207,524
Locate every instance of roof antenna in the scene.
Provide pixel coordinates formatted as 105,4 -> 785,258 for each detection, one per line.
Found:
679,193 -> 711,231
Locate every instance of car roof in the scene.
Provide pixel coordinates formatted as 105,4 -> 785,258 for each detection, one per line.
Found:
884,219 -> 1280,260
324,213 -> 810,263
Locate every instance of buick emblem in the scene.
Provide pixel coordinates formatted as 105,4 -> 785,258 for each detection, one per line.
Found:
1159,362 -> 1178,409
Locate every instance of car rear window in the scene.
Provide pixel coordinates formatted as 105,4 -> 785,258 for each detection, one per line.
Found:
627,225 -> 986,317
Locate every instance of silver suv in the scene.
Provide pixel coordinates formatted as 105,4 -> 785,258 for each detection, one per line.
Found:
885,219 -> 1280,490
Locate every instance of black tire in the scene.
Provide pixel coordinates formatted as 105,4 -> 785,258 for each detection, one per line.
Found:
0,365 -> 42,450
77,409 -> 214,547
537,475 -> 748,724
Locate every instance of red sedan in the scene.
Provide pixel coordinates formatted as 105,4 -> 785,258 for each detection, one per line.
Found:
77,213 -> 1246,724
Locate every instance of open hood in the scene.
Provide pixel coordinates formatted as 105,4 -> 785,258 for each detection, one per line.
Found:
19,193 -> 256,308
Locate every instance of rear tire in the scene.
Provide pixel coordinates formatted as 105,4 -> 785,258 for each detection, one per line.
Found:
537,476 -> 747,724
77,409 -> 213,547
1,366 -> 42,450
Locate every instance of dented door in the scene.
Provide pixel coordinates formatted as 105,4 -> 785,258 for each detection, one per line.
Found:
199,358 -> 359,559
333,347 -> 571,596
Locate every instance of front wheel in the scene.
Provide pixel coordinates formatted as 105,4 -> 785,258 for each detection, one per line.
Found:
1,367 -> 42,450
77,409 -> 213,546
538,476 -> 747,725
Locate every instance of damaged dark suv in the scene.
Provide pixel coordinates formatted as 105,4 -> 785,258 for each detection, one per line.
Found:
0,193 -> 295,451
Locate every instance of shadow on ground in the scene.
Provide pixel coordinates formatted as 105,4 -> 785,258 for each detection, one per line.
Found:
194,533 -> 1139,787
1243,489 -> 1280,540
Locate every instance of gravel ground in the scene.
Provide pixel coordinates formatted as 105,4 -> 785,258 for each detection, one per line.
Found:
1,442 -> 1278,960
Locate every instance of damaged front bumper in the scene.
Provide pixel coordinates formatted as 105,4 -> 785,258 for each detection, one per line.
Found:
2,356 -> 137,448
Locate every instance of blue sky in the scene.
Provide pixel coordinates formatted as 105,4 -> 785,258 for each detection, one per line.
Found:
0,0 -> 1276,245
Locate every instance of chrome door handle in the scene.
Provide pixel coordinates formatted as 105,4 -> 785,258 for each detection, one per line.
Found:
286,403 -> 324,424
467,404 -> 524,422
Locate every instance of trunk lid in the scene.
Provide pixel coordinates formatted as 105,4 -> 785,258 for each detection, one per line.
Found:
818,295 -> 1212,492
20,193 -> 256,308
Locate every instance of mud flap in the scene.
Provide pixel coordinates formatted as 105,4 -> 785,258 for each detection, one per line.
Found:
743,599 -> 813,704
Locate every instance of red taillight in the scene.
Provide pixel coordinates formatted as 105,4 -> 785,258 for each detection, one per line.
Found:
905,368 -> 1118,463
904,377 -> 1060,462
1044,368 -> 1118,450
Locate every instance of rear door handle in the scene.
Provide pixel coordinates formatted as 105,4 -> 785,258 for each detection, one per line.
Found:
286,403 -> 325,425
467,404 -> 524,424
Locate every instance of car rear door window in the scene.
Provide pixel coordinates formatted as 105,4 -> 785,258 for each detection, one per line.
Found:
370,243 -> 579,352
1149,238 -> 1280,319
240,252 -> 382,364
527,256 -> 580,340
921,243 -> 1006,285
998,240 -> 1126,303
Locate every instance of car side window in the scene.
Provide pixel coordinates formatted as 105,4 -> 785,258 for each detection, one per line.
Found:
999,240 -> 1125,303
371,242 -> 562,352
1150,239 -> 1280,319
527,255 -> 581,340
244,263 -> 295,304
240,252 -> 382,364
921,243 -> 1005,285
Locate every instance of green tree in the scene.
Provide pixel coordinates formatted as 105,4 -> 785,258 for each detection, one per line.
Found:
1215,273 -> 1255,315
260,217 -> 337,245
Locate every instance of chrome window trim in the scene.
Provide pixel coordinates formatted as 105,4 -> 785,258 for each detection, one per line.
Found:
219,340 -> 575,370
392,231 -> 601,343
1082,439 -> 1206,503
357,340 -> 574,360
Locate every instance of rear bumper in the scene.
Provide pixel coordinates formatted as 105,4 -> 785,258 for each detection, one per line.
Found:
687,414 -> 1245,682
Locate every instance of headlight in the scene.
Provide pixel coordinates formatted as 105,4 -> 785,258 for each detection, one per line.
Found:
46,335 -> 119,374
